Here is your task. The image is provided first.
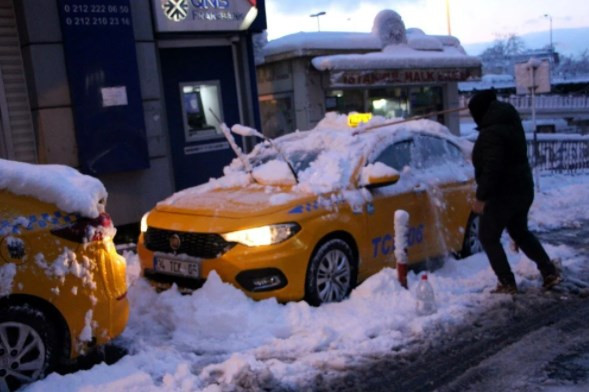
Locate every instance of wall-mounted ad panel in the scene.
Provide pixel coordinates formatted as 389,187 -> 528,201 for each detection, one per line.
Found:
58,0 -> 149,175
179,81 -> 224,142
153,0 -> 258,32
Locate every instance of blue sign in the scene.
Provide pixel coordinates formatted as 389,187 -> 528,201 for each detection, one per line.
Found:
58,0 -> 149,174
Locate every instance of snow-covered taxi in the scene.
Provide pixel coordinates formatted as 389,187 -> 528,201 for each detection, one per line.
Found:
0,160 -> 129,389
138,113 -> 481,305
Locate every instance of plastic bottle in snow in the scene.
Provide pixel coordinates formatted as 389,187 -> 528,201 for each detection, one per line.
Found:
415,273 -> 437,316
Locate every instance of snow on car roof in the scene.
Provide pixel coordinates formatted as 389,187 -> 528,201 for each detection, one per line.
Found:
160,113 -> 469,208
0,159 -> 107,218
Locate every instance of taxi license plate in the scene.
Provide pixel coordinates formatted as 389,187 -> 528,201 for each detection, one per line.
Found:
154,256 -> 199,278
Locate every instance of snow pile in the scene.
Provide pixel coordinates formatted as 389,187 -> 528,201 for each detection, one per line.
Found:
0,263 -> 17,297
24,172 -> 589,391
251,160 -> 295,186
359,161 -> 399,186
159,113 -> 469,212
529,173 -> 589,231
28,237 -> 588,391
0,159 -> 107,218
34,249 -> 96,289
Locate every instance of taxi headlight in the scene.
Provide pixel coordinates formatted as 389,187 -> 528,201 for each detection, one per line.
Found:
221,223 -> 301,247
140,212 -> 150,233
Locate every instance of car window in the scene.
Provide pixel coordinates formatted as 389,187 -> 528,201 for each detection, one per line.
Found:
445,141 -> 467,165
414,135 -> 448,169
373,140 -> 413,171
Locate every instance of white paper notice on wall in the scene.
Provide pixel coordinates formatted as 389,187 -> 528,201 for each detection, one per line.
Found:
101,86 -> 128,107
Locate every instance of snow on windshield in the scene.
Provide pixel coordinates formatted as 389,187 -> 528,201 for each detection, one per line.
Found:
160,113 -> 472,208
0,159 -> 107,218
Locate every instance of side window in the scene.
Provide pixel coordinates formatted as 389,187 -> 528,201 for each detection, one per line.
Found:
445,141 -> 467,165
374,140 -> 412,171
415,135 -> 449,169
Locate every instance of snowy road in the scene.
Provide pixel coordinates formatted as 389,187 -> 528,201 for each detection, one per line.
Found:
308,224 -> 589,392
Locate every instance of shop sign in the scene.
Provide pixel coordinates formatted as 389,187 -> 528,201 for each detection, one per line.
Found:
330,68 -> 481,87
154,0 -> 258,32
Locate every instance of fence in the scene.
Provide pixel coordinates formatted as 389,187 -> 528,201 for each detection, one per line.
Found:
506,95 -> 589,111
527,136 -> 589,173
459,95 -> 589,112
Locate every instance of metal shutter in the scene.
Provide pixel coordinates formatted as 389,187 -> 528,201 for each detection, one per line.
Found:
0,0 -> 36,163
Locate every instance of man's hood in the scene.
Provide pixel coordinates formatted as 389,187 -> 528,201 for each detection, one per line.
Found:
478,100 -> 522,130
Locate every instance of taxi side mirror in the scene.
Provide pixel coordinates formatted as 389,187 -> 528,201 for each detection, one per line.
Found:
359,163 -> 400,189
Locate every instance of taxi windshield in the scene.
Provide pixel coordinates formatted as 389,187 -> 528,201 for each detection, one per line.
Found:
249,147 -> 323,176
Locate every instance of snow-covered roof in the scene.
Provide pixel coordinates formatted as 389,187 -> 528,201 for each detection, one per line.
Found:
262,9 -> 481,73
0,159 -> 107,218
263,31 -> 382,58
312,44 -> 481,71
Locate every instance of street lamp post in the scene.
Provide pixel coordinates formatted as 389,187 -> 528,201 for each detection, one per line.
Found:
543,14 -> 553,52
310,11 -> 326,32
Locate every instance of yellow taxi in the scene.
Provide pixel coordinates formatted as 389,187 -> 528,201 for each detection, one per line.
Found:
138,114 -> 481,305
0,160 -> 128,390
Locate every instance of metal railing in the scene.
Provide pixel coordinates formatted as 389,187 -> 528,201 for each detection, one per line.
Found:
527,137 -> 589,173
507,95 -> 589,110
459,94 -> 589,112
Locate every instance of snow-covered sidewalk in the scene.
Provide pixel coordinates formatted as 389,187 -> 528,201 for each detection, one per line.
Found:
25,172 -> 589,392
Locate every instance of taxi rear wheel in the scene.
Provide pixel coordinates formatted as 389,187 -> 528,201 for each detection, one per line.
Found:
0,306 -> 59,392
460,214 -> 482,257
305,238 -> 357,306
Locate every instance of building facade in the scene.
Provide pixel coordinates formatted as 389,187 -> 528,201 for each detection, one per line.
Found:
256,10 -> 481,137
0,0 -> 266,228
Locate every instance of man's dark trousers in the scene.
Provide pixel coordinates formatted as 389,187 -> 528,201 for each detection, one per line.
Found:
478,189 -> 557,286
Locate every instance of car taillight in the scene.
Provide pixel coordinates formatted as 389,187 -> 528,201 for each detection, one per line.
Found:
51,213 -> 114,243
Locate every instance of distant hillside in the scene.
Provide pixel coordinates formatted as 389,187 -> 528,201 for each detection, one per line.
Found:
463,27 -> 589,58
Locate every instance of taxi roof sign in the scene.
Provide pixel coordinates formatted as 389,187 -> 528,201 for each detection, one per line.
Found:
348,113 -> 373,128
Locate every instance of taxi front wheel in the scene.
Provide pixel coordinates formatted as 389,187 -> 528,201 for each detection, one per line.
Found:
305,238 -> 357,306
0,306 -> 59,391
460,214 -> 483,258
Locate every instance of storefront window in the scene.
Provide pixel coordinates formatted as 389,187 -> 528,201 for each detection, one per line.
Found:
368,87 -> 409,119
180,81 -> 223,142
259,94 -> 295,138
325,89 -> 366,114
327,86 -> 444,123
409,86 -> 444,120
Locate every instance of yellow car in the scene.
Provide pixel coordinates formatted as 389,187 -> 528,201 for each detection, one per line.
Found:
138,115 -> 481,305
0,160 -> 129,390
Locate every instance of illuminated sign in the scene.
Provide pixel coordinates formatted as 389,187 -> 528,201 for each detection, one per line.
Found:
154,0 -> 257,32
330,68 -> 481,87
347,113 -> 373,127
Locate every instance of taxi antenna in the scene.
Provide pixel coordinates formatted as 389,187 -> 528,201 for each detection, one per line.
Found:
208,108 -> 253,175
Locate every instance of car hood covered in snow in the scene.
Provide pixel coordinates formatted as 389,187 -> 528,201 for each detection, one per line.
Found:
156,183 -> 313,219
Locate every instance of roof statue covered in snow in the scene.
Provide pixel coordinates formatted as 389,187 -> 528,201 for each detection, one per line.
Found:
261,9 -> 481,76
372,10 -> 407,48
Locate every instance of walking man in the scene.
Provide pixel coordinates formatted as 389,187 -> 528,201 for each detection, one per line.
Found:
468,89 -> 561,294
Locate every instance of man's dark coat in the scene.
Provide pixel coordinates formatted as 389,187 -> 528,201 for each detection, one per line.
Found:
471,100 -> 533,204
